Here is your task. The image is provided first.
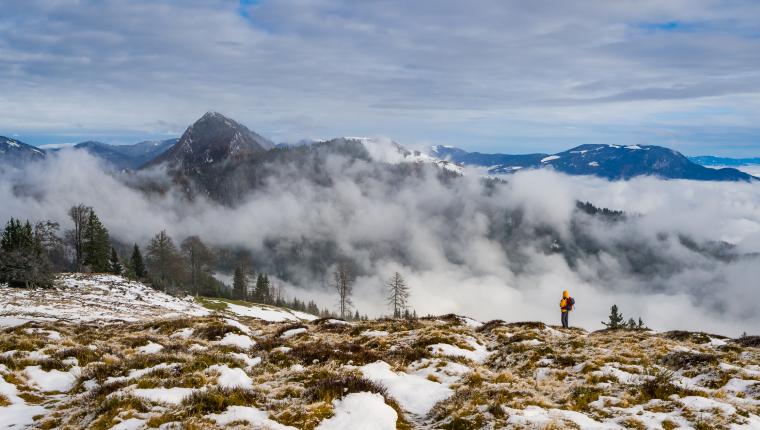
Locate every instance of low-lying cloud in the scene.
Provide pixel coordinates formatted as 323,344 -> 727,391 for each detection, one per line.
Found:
2,146 -> 760,336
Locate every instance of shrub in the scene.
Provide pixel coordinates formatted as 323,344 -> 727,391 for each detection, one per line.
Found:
304,374 -> 388,403
734,336 -> 760,348
182,387 -> 262,415
637,368 -> 695,402
289,341 -> 380,365
476,320 -> 505,333
274,324 -> 307,338
662,331 -> 712,344
569,386 -> 602,411
505,321 -> 546,330
194,321 -> 242,341
659,352 -> 718,370
54,345 -> 100,366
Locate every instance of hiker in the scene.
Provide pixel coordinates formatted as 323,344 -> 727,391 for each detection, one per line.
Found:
560,290 -> 575,328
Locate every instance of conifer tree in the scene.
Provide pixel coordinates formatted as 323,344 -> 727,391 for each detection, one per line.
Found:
233,265 -> 247,300
0,217 -> 53,288
254,273 -> 271,304
181,236 -> 215,296
602,304 -> 625,329
385,272 -> 410,318
83,209 -> 110,272
109,247 -> 123,275
130,244 -> 146,278
637,317 -> 646,329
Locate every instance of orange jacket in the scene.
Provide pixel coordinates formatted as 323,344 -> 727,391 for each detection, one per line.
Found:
560,298 -> 568,312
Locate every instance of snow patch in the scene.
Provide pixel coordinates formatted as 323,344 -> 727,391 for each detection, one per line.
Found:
105,363 -> 180,384
360,330 -> 389,338
224,318 -> 252,335
110,418 -> 147,430
24,365 -> 80,392
0,373 -> 48,428
541,155 -> 560,163
280,327 -> 307,339
217,333 -> 255,349
207,406 -> 298,429
360,361 -> 452,416
131,387 -> 196,405
137,341 -> 163,354
315,392 -> 397,430
428,336 -> 490,363
170,328 -> 194,339
207,364 -> 253,389
229,352 -> 261,369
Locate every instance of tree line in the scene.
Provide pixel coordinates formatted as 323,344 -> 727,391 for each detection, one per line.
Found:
1,204 -> 419,320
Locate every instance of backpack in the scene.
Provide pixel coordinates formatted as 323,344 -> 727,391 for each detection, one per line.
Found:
567,297 -> 575,310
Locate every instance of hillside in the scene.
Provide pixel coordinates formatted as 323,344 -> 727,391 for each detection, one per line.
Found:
1,275 -> 759,429
64,139 -> 178,170
0,136 -> 46,166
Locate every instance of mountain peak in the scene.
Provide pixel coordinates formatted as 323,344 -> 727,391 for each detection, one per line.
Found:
146,112 -> 274,171
0,136 -> 46,164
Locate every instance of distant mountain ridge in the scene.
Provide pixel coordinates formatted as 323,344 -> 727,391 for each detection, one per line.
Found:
0,136 -> 46,166
689,155 -> 760,167
430,145 -> 547,168
65,139 -> 178,169
3,137 -> 178,170
432,144 -> 756,182
3,114 -> 758,183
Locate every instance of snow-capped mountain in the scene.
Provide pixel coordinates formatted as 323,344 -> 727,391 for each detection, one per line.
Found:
432,144 -> 756,181
0,136 -> 46,165
341,137 -> 463,174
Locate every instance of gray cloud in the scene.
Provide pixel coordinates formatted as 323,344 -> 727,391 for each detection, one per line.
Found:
2,147 -> 760,336
2,1 -> 760,154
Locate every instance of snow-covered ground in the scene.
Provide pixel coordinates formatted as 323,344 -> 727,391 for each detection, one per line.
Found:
205,298 -> 318,323
0,273 -> 209,323
0,277 -> 758,429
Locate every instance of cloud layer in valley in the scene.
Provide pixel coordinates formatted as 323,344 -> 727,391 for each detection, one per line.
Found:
2,1 -> 760,155
2,146 -> 759,336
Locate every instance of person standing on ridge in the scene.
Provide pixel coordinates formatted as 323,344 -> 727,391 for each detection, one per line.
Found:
560,290 -> 575,328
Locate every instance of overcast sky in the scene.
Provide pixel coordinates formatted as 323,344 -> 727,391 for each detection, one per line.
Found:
2,0 -> 760,156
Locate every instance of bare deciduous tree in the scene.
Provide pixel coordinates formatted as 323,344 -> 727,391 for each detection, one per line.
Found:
333,263 -> 353,319
146,230 -> 181,291
67,204 -> 91,271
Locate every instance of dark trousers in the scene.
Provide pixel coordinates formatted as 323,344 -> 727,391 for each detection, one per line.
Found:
561,312 -> 569,328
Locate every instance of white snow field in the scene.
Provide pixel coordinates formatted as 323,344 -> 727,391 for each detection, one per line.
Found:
208,299 -> 318,322
0,273 -> 209,323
